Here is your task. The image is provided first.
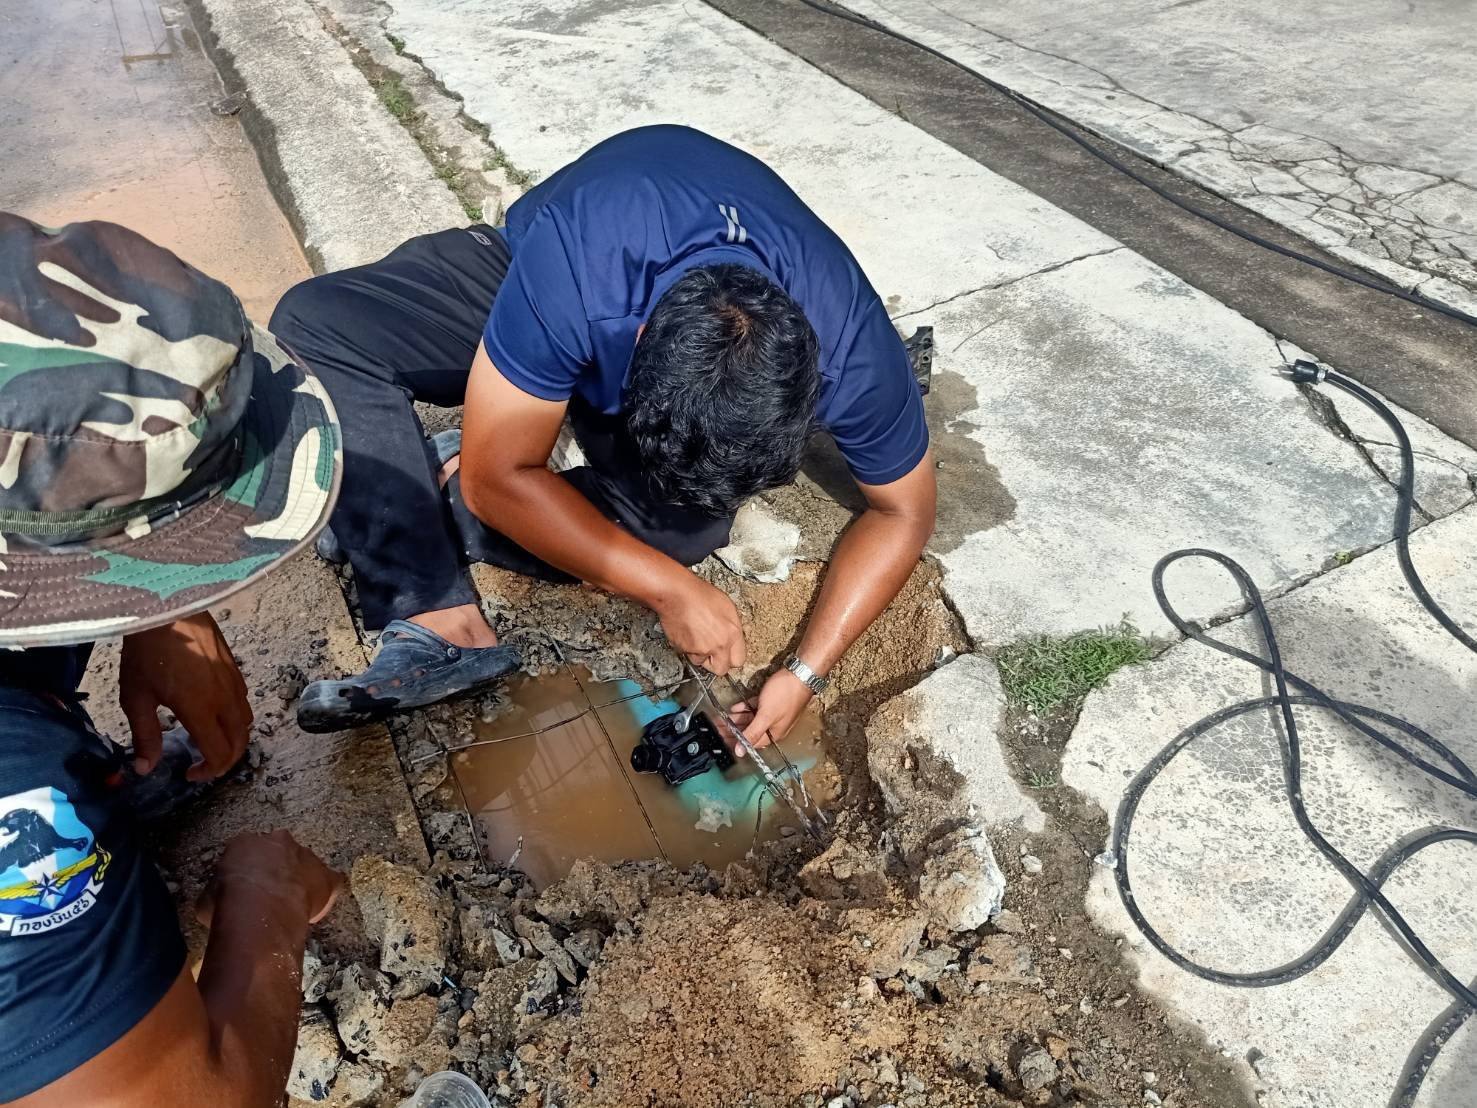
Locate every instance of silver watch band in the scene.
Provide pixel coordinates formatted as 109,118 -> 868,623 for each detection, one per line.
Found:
785,653 -> 829,695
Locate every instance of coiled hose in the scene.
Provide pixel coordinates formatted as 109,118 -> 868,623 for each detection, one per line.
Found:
1115,364 -> 1476,1107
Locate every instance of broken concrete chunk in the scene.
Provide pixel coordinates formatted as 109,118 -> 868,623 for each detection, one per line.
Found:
367,992 -> 437,1067
867,655 -> 1045,853
918,830 -> 1006,933
967,933 -> 1036,984
842,907 -> 928,980
327,964 -> 391,1059
534,859 -> 650,928
471,958 -> 539,1051
458,901 -> 523,969
714,499 -> 801,583
797,837 -> 893,903
512,914 -> 580,984
327,1061 -> 384,1107
518,959 -> 562,1025
1017,1046 -> 1058,1092
286,1007 -> 342,1103
350,856 -> 450,998
901,944 -> 958,984
563,927 -> 605,968
301,945 -> 336,1004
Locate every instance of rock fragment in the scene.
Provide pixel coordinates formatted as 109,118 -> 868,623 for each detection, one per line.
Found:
714,499 -> 801,583
867,655 -> 1045,851
371,993 -> 438,1068
918,830 -> 1006,932
842,907 -> 928,979
329,1061 -> 384,1106
328,964 -> 391,1060
512,914 -> 580,984
301,945 -> 336,1004
459,901 -> 522,968
534,859 -> 650,928
797,837 -> 892,903
351,856 -> 450,998
518,959 -> 561,1024
1017,1046 -> 1058,1092
563,927 -> 605,969
286,1007 -> 341,1103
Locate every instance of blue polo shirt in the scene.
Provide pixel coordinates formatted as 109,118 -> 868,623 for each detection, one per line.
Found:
483,125 -> 928,487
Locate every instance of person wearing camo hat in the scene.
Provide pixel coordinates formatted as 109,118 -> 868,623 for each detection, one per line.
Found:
0,213 -> 345,1107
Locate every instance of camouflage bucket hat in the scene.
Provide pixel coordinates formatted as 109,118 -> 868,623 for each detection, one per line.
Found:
0,214 -> 341,647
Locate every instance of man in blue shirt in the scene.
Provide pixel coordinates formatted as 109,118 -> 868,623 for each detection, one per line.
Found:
275,126 -> 936,746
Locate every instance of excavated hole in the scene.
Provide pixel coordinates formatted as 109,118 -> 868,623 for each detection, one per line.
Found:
341,555 -> 1256,1108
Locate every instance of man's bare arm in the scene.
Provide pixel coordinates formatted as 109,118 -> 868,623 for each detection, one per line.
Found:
730,452 -> 937,746
18,832 -> 341,1108
459,341 -> 746,672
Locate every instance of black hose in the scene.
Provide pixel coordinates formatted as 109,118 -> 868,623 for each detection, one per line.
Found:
791,0 -> 1477,330
1114,372 -> 1476,1108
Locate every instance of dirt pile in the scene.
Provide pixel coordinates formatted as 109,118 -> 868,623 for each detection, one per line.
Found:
289,821 -> 1143,1108
516,872 -> 1103,1108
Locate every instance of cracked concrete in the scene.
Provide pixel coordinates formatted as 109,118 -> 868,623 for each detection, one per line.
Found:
1298,370 -> 1477,520
1063,504 -> 1477,1108
840,0 -> 1477,316
379,0 -> 1117,318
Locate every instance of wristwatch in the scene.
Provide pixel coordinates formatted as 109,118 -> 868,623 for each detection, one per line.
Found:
784,653 -> 830,695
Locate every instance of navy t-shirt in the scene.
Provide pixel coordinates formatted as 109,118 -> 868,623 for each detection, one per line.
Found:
484,125 -> 929,487
0,650 -> 184,1100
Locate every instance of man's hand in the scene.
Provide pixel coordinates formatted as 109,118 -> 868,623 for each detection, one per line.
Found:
119,611 -> 251,781
653,572 -> 747,675
197,830 -> 344,928
726,667 -> 813,754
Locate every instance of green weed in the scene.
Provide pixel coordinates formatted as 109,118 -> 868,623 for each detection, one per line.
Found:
386,33 -> 406,54
483,149 -> 536,191
997,621 -> 1152,716
375,73 -> 416,122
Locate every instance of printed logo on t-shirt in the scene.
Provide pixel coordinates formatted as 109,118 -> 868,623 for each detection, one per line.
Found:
0,787 -> 110,937
717,203 -> 748,244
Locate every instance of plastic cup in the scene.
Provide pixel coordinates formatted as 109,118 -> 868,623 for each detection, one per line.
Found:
411,1071 -> 492,1108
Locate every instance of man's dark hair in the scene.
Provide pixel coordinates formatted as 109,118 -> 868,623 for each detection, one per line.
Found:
626,264 -> 821,517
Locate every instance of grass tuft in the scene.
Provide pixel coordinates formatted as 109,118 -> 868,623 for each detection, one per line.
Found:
483,149 -> 536,191
997,621 -> 1152,716
386,32 -> 406,54
375,73 -> 417,123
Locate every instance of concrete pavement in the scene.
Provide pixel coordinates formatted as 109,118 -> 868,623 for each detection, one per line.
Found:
838,0 -> 1477,316
379,0 -> 1467,642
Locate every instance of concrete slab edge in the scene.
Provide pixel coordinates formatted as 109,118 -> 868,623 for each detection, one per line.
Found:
185,0 -> 465,274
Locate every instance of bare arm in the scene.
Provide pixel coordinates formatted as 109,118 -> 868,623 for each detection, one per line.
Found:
460,341 -> 746,672
730,452 -> 937,746
19,832 -> 342,1108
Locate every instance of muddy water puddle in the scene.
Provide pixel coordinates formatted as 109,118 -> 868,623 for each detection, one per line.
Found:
452,666 -> 835,887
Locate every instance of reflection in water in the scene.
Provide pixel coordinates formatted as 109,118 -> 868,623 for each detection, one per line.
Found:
453,667 -> 834,887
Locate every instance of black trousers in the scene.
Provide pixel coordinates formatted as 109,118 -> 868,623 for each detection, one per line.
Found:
269,227 -> 735,630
